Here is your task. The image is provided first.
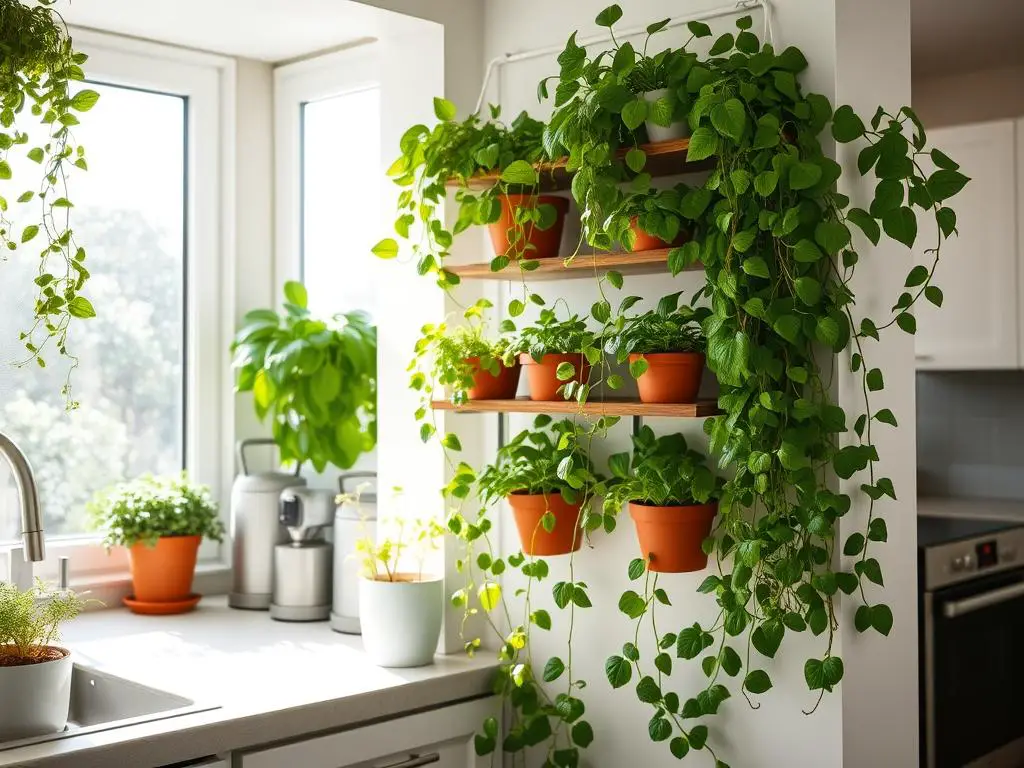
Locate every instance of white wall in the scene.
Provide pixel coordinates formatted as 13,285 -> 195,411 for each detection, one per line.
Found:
475,2 -> 917,767
914,63 -> 1024,128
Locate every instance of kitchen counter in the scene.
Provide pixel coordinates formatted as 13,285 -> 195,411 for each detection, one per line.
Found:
918,496 -> 1024,521
0,596 -> 497,768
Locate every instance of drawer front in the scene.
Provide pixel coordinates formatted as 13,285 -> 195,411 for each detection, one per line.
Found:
239,697 -> 498,768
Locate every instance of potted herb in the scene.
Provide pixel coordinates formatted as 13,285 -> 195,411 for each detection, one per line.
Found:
355,512 -> 445,668
0,0 -> 100,396
230,280 -> 377,472
477,415 -> 602,555
607,292 -> 710,403
89,473 -> 224,614
376,102 -> 566,286
411,300 -> 519,405
604,427 -> 721,572
611,183 -> 696,252
0,580 -> 85,741
503,309 -> 598,401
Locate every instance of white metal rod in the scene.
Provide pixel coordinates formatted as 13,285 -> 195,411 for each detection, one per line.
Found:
473,0 -> 772,115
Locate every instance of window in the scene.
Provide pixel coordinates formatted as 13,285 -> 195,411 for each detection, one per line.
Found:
0,33 -> 228,571
276,45 -> 383,475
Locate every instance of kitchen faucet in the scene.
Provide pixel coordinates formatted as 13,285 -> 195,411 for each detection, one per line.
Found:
0,431 -> 45,590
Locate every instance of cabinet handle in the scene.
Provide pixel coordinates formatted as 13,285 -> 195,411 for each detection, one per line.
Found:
375,754 -> 440,768
915,354 -> 934,361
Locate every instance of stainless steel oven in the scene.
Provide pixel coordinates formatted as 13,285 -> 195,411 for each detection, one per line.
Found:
920,515 -> 1024,768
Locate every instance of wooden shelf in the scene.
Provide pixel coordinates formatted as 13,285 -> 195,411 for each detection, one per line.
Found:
450,138 -> 708,192
431,397 -> 719,418
447,248 -> 704,281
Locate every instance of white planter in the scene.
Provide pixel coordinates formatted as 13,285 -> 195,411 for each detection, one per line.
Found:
644,88 -> 691,143
0,648 -> 72,741
359,576 -> 443,668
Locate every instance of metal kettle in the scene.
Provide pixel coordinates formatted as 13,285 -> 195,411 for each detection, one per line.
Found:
229,438 -> 305,610
331,471 -> 377,634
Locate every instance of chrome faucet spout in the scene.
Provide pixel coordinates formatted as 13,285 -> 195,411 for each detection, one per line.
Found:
0,432 -> 44,562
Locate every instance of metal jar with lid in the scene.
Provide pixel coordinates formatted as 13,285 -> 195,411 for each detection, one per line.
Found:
229,438 -> 305,610
331,471 -> 377,634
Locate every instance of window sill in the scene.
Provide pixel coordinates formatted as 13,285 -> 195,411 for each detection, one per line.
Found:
74,562 -> 232,611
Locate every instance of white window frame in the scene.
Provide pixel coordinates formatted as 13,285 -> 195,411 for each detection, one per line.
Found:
273,43 -> 380,481
1,30 -> 235,589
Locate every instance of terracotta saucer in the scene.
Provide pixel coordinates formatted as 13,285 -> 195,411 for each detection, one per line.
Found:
123,593 -> 202,615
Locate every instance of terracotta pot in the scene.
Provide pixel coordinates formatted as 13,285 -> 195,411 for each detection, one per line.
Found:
629,217 -> 690,252
465,357 -> 521,400
629,502 -> 717,573
519,353 -> 591,401
128,535 -> 201,603
507,492 -> 583,556
629,352 -> 706,404
488,194 -> 569,260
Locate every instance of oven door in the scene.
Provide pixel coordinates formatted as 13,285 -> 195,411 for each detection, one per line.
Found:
926,568 -> 1024,768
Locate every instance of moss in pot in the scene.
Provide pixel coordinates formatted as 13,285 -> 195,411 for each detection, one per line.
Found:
89,473 -> 224,614
606,291 -> 710,404
0,580 -> 86,741
603,426 -> 723,573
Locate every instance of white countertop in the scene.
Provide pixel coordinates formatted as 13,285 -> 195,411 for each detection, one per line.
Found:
0,596 -> 496,768
918,496 -> 1024,521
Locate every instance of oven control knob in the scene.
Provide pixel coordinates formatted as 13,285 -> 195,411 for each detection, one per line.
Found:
963,554 -> 974,569
951,557 -> 965,571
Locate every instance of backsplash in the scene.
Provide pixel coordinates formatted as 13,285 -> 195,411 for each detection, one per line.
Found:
918,370 -> 1024,499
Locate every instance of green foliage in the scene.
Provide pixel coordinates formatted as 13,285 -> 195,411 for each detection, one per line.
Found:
374,105 -> 548,288
230,281 -> 377,473
88,472 -> 223,549
603,426 -> 722,513
606,293 -> 709,359
503,307 -> 599,362
0,579 -> 86,659
353,508 -> 444,583
0,0 -> 98,403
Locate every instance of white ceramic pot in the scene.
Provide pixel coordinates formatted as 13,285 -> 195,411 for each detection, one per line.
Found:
644,88 -> 691,143
359,575 -> 443,668
0,647 -> 72,741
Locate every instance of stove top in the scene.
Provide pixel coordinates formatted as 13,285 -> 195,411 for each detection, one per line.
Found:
918,515 -> 1024,549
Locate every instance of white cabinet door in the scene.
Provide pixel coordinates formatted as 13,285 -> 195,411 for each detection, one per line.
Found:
239,697 -> 498,768
914,120 -> 1018,369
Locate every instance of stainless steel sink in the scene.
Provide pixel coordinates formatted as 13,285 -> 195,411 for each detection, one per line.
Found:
0,664 -> 219,751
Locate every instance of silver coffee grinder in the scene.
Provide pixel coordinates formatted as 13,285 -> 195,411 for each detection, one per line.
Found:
269,487 -> 336,622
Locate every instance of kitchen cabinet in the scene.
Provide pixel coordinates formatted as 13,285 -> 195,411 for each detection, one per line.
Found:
914,119 -> 1019,370
238,697 -> 498,768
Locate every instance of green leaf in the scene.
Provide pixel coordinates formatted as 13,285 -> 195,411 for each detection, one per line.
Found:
618,590 -> 647,619
815,316 -> 840,347
870,604 -> 894,636
927,169 -> 969,202
677,625 -> 712,660
283,280 -> 308,308
931,148 -> 959,170
27,147 -> 44,164
794,277 -> 822,306
655,652 -> 672,676
21,224 -> 39,243
689,725 -> 708,750
773,315 -> 801,343
70,89 -> 101,112
720,646 -> 742,677
670,737 -> 690,759
844,533 -> 865,556
606,655 -> 632,688
896,312 -> 916,335
752,619 -> 784,659
744,670 -> 773,694
831,105 -> 865,143
649,715 -> 672,742
477,582 -> 501,611
433,97 -> 457,121
709,33 -> 735,56
793,239 -> 823,263
372,238 -> 399,259
622,98 -> 648,131
856,557 -> 884,586
882,206 -> 918,248
711,98 -> 746,141
595,4 -> 623,27
742,256 -> 770,279
847,208 -> 880,246
440,433 -> 462,451
636,675 -> 661,704
688,20 -> 712,37
625,147 -> 646,173
925,286 -> 943,307
866,368 -> 884,391
544,657 -> 566,682
686,127 -> 719,162
789,161 -> 822,190
501,160 -> 538,186
905,265 -> 929,287
754,170 -> 779,197
815,221 -> 851,255
67,296 -> 96,319
629,358 -> 649,379
572,721 -> 595,748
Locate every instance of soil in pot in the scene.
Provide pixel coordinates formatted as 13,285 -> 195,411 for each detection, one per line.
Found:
0,646 -> 72,741
465,357 -> 521,400
629,502 -> 717,573
629,218 -> 691,252
128,534 -> 201,607
630,352 -> 706,404
507,492 -> 583,556
519,353 -> 591,401
488,194 -> 569,261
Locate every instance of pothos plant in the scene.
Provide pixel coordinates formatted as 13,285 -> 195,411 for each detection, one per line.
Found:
1,0 -> 100,404
373,99 -> 555,289
591,12 -> 967,765
445,415 -> 613,768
